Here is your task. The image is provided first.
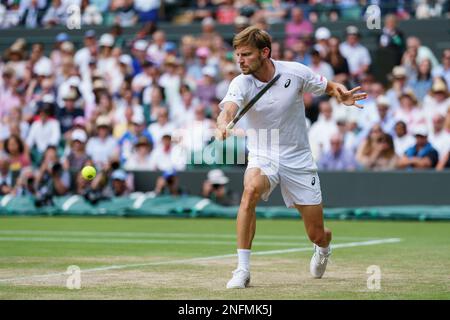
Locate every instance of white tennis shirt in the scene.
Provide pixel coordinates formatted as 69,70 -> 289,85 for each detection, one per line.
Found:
220,59 -> 328,170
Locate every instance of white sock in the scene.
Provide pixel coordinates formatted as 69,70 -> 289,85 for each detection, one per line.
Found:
237,249 -> 251,271
317,245 -> 330,254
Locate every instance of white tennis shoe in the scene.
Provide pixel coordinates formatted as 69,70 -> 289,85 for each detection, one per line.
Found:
226,268 -> 251,289
310,244 -> 331,279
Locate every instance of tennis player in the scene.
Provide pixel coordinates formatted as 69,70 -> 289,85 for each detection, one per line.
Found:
216,26 -> 367,289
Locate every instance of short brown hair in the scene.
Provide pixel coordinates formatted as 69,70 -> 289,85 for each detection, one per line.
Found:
233,26 -> 272,57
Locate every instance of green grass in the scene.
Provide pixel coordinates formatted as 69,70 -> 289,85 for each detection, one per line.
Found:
0,217 -> 449,299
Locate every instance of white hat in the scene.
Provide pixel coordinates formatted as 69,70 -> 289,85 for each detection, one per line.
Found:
202,66 -> 217,78
99,33 -> 114,47
119,54 -> 132,66
96,115 -> 111,127
133,40 -> 148,51
412,125 -> 428,137
131,112 -> 145,125
315,27 -> 331,41
202,17 -> 215,26
71,129 -> 87,143
376,95 -> 390,107
33,59 -> 52,76
207,169 -> 229,185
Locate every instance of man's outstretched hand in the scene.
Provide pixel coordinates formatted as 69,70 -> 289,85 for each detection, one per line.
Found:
327,82 -> 368,109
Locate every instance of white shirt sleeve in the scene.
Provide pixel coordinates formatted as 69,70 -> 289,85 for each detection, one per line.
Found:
297,63 -> 328,95
218,76 -> 246,110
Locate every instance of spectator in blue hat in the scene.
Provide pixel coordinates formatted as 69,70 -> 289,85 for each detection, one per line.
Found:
110,169 -> 132,197
153,168 -> 181,196
118,112 -> 153,164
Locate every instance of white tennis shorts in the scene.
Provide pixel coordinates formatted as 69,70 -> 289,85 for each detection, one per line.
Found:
247,154 -> 322,208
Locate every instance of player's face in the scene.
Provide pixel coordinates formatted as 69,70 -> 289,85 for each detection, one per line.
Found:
235,46 -> 266,75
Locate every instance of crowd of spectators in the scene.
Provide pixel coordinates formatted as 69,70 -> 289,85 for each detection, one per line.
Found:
0,0 -> 448,29
0,7 -> 449,205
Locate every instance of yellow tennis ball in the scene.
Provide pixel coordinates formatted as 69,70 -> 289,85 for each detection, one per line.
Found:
81,166 -> 96,180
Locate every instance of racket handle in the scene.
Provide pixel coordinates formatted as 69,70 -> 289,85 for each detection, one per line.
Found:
226,122 -> 235,130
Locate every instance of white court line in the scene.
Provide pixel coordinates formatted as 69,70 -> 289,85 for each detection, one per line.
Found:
0,230 -> 379,241
0,236 -> 306,247
0,238 -> 402,283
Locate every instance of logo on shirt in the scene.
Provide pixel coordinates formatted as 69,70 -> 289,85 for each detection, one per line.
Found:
311,177 -> 316,186
284,79 -> 291,88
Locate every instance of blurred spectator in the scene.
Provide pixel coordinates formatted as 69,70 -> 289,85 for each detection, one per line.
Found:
432,49 -> 450,87
318,133 -> 357,171
385,65 -> 409,111
134,0 -> 160,23
147,30 -> 167,66
397,125 -> 439,169
309,49 -> 334,81
62,129 -> 90,173
234,15 -> 251,33
113,0 -> 138,27
216,64 -> 239,100
191,0 -> 216,22
42,0 -> 67,27
378,14 -> 405,66
110,169 -> 132,196
151,134 -> 187,172
0,153 -> 13,195
0,67 -> 21,120
428,114 -> 450,158
11,166 -> 36,196
26,102 -> 61,155
114,84 -> 144,125
393,120 -> 416,157
196,66 -> 218,107
3,135 -> 31,171
309,100 -> 338,161
216,0 -> 238,24
416,0 -> 447,19
356,123 -> 385,168
74,30 -> 98,75
124,136 -> 154,170
436,150 -> 450,170
118,112 -> 153,164
148,108 -> 176,149
142,84 -> 167,125
374,95 -> 396,135
313,27 -> 331,59
284,7 -> 313,49
34,146 -> 70,206
86,116 -> 119,169
393,90 -> 425,129
292,39 -> 311,66
339,25 -> 371,82
325,36 -> 349,80
422,78 -> 450,125
153,169 -> 181,196
181,105 -> 214,154
19,0 -> 44,28
202,169 -> 239,206
172,84 -> 199,128
407,58 -> 433,102
360,133 -> 398,171
58,88 -> 84,134
404,36 -> 439,70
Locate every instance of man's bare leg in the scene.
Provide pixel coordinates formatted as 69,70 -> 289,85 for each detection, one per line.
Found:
227,168 -> 270,288
295,204 -> 332,278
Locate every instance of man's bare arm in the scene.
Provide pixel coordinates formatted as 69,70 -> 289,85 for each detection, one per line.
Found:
216,102 -> 239,140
